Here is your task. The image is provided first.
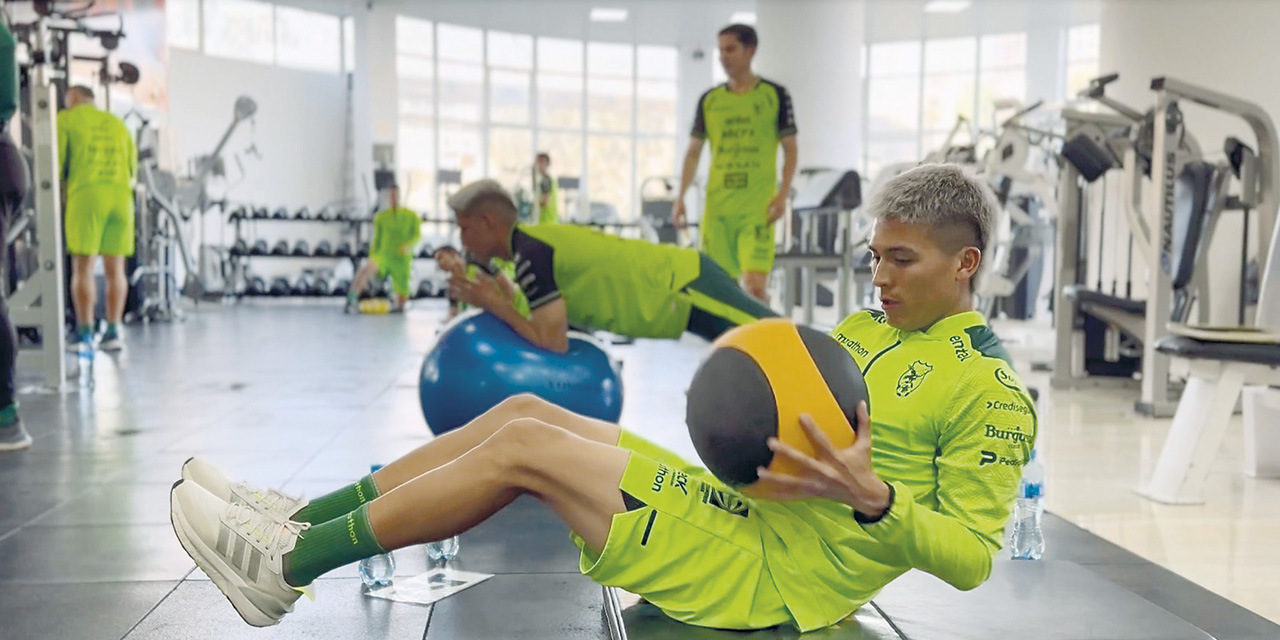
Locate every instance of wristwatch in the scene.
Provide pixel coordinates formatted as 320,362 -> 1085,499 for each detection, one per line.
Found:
854,481 -> 895,525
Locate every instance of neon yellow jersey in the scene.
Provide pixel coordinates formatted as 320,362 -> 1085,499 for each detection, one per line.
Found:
462,259 -> 531,319
56,104 -> 136,194
691,79 -> 796,222
514,224 -> 701,338
752,309 -> 1037,632
536,173 -> 560,224
370,206 -> 421,261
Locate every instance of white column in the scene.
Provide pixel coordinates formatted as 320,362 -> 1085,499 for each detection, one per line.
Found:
754,0 -> 866,171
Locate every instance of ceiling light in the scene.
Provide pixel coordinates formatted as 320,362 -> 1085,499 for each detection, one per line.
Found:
590,8 -> 628,22
924,0 -> 971,13
729,11 -> 757,24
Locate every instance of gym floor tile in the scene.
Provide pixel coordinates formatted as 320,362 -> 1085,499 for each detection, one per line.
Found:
424,572 -> 608,639
0,581 -> 178,640
121,578 -> 432,639
0,523 -> 193,583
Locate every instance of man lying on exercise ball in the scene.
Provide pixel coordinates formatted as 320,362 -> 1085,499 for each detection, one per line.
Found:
169,164 -> 1036,632
434,179 -> 777,353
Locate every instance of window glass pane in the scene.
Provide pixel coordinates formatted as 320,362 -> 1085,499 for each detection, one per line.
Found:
587,42 -> 633,77
439,124 -> 483,184
921,71 -> 975,130
203,0 -> 274,64
868,76 -> 920,132
865,138 -> 921,183
924,37 -> 976,74
588,135 -> 633,222
400,124 -> 435,213
488,127 -> 533,191
538,72 -> 582,128
490,69 -> 530,125
636,137 -> 676,185
438,61 -> 483,123
276,6 -> 340,73
1066,61 -> 1097,98
636,80 -> 677,133
869,41 -> 920,77
437,23 -> 482,63
980,32 -> 1025,71
488,30 -> 533,70
397,55 -> 434,118
978,70 -> 1026,125
537,37 -> 582,74
587,77 -> 632,132
637,45 -> 677,79
396,16 -> 433,57
167,0 -> 200,50
712,48 -> 726,84
343,16 -> 354,72
1067,24 -> 1099,63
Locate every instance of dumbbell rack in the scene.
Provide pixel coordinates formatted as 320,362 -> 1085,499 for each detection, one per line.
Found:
225,206 -> 368,298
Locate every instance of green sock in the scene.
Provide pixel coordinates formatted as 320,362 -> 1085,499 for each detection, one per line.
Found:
106,322 -> 119,336
0,404 -> 16,426
283,503 -> 386,587
293,474 -> 380,524
77,324 -> 93,337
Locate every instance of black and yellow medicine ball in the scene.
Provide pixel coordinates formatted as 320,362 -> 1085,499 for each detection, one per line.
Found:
686,318 -> 869,493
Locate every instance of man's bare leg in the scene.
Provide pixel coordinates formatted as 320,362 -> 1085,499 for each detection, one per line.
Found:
369,416 -> 629,552
102,255 -> 128,324
373,393 -> 622,492
70,255 -> 97,334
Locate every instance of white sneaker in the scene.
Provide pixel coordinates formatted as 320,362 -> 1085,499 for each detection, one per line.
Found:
99,333 -> 124,352
0,419 -> 32,451
181,457 -> 308,522
169,479 -> 312,627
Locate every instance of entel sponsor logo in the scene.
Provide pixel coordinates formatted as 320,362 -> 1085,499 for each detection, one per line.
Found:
833,333 -> 870,358
950,336 -> 972,362
984,424 -> 1030,444
986,399 -> 1032,415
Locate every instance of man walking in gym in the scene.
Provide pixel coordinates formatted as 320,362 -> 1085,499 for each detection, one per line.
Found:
347,183 -> 420,313
533,152 -> 559,225
672,24 -> 798,302
57,85 -> 136,351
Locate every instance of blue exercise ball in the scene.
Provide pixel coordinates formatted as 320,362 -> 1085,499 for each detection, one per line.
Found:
419,311 -> 624,435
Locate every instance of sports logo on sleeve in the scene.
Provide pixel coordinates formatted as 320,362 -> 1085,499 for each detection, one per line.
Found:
994,367 -> 1021,392
896,361 -> 933,397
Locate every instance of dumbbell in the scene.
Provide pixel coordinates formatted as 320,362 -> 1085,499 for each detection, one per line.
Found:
313,240 -> 333,257
294,207 -> 311,220
368,277 -> 387,298
314,208 -> 331,222
291,271 -> 316,295
272,207 -> 289,220
313,275 -> 333,296
270,240 -> 290,256
250,239 -> 270,255
333,208 -> 348,222
332,278 -> 350,296
417,244 -> 435,259
356,241 -> 370,259
230,239 -> 249,256
291,240 -> 311,256
415,279 -> 436,299
268,277 -> 292,296
334,241 -> 353,257
246,275 -> 268,296
229,205 -> 248,221
252,206 -> 270,219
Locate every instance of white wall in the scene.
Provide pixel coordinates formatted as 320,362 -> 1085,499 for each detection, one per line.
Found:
1099,0 -> 1280,324
166,49 -> 348,210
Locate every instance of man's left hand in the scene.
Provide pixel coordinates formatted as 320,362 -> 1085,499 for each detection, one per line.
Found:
448,270 -> 505,312
766,192 -> 787,224
753,401 -> 892,518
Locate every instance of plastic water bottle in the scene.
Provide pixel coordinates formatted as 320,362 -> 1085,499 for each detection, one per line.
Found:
426,534 -> 460,564
358,465 -> 395,590
1009,449 -> 1045,560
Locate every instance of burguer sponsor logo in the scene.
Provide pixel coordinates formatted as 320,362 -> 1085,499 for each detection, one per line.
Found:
984,424 -> 1031,444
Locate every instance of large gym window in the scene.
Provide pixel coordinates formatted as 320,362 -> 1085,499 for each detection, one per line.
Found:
396,16 -> 437,212
167,0 -> 201,51
202,0 -> 275,65
275,6 -> 340,73
1065,24 -> 1100,97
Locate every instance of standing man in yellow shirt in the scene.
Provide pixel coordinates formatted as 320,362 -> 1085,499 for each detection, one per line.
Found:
673,24 -> 798,303
57,85 -> 137,351
534,152 -> 559,225
347,184 -> 420,313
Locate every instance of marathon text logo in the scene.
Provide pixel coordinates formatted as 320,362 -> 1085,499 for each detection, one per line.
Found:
651,464 -> 689,496
833,333 -> 871,358
984,424 -> 1031,444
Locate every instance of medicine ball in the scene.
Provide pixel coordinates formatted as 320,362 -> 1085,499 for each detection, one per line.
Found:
686,319 -> 869,493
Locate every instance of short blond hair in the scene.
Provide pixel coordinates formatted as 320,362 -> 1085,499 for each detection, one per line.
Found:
447,179 -> 517,223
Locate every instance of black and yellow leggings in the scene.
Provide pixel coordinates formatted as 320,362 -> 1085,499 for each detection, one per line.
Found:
684,254 -> 778,341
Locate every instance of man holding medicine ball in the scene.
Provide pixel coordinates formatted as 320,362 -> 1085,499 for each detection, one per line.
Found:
170,163 -> 1036,633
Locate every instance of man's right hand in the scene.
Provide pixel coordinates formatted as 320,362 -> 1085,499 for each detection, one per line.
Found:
672,200 -> 687,230
434,247 -> 466,279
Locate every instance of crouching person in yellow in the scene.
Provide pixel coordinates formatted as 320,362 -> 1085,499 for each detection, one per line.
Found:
170,164 -> 1036,633
347,184 -> 420,313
